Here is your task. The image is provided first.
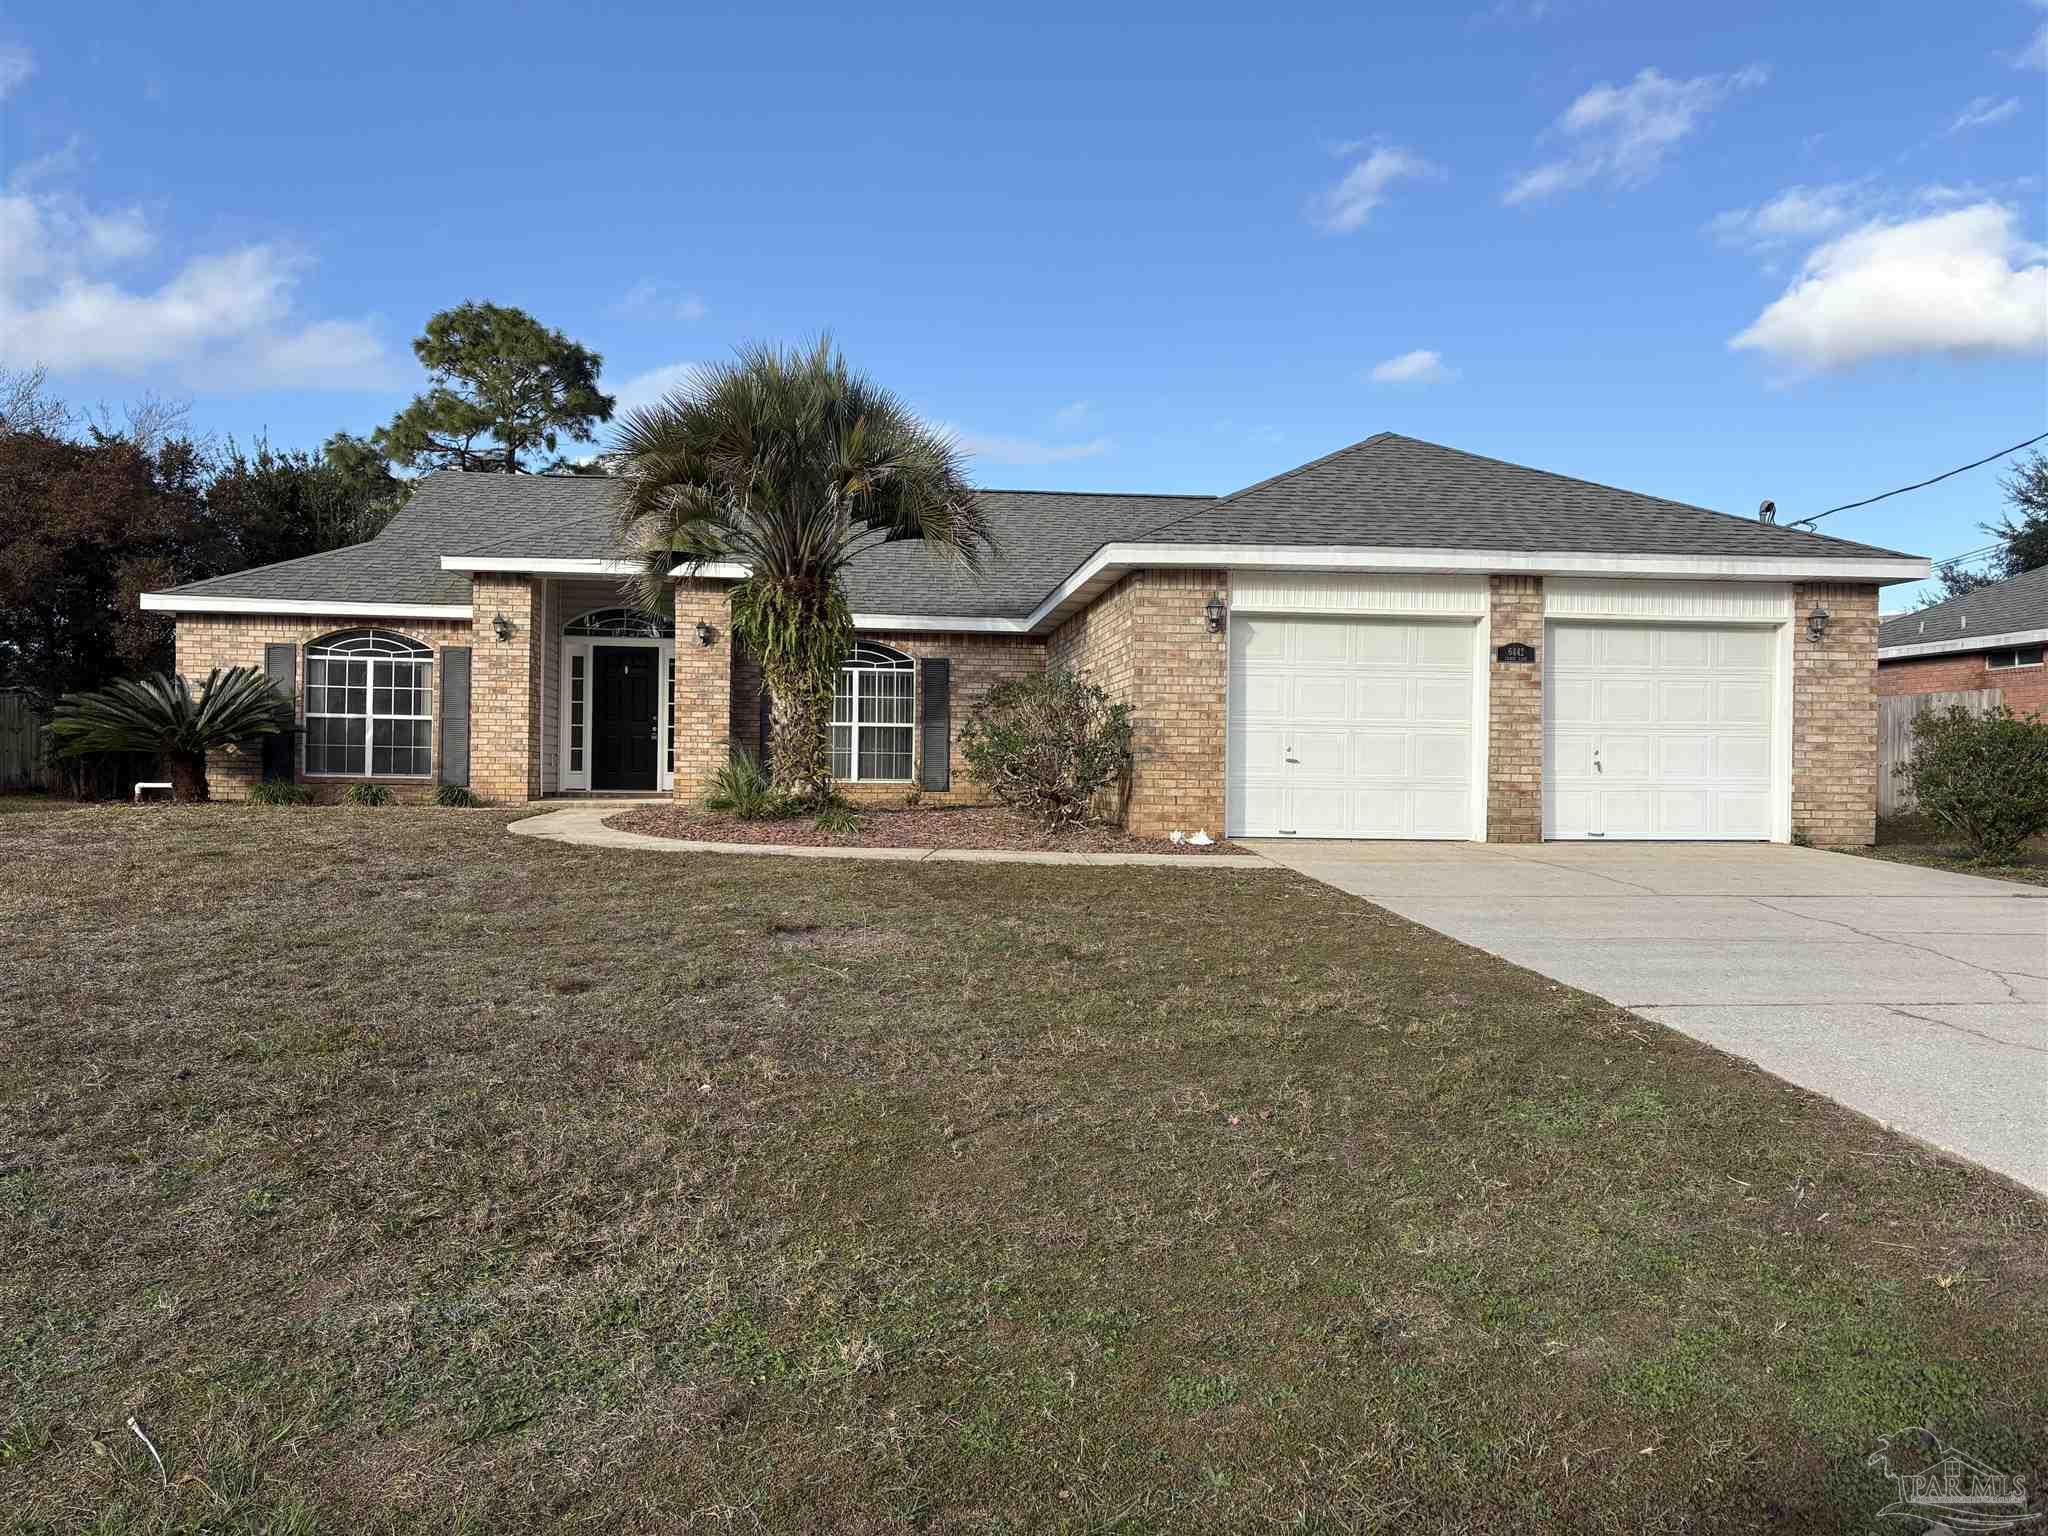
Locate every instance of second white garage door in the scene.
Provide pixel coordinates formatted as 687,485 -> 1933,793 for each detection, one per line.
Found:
1227,615 -> 1475,839
1545,621 -> 1776,840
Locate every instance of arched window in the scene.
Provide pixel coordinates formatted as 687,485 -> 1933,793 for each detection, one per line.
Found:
305,630 -> 433,778
564,608 -> 675,638
832,642 -> 915,783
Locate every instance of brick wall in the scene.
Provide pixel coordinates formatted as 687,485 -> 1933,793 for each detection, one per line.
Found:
721,625 -> 1046,807
470,574 -> 542,802
1485,575 -> 1544,842
1878,649 -> 2048,716
1051,570 -> 1228,838
174,611 -> 475,802
1791,581 -> 1880,847
670,581 -> 734,803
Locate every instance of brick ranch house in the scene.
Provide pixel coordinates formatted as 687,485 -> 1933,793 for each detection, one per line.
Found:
141,433 -> 1930,845
1876,564 -> 2048,717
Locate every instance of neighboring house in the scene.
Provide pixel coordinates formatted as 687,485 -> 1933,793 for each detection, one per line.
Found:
1877,565 -> 2048,717
140,433 -> 1928,845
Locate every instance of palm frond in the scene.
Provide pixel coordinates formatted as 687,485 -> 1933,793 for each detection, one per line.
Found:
49,668 -> 297,758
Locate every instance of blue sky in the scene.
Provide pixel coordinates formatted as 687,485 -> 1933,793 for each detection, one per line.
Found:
4,1 -> 2044,606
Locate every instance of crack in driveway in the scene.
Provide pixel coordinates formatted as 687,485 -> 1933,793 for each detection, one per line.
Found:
1748,897 -> 2039,1007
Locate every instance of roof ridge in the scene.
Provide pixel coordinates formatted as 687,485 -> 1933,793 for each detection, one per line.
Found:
1378,433 -> 1914,560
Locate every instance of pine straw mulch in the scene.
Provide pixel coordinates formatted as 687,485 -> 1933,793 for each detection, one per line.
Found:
606,801 -> 1249,854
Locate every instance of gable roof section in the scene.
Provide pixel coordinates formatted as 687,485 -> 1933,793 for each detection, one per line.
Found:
1879,564 -> 2048,657
1136,433 -> 1915,561
142,434 -> 1927,626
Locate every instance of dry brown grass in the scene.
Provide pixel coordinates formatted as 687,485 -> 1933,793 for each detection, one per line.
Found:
2,805 -> 2043,1533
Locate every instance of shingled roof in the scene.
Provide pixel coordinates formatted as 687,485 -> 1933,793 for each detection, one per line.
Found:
148,433 -> 1922,622
1129,433 -> 1915,561
1879,564 -> 2048,652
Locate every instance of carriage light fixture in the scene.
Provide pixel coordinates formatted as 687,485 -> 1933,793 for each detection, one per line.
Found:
1805,606 -> 1831,643
491,611 -> 513,642
1204,594 -> 1226,634
695,621 -> 715,647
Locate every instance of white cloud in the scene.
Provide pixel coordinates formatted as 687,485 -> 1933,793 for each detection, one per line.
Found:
1369,348 -> 1457,385
1313,145 -> 1437,233
936,424 -> 1113,466
620,279 -> 708,323
608,360 -> 710,418
1707,182 -> 1862,247
1507,64 -> 1767,205
2014,19 -> 2048,70
0,185 -> 392,391
0,43 -> 32,101
1952,95 -> 2021,131
1729,202 -> 2048,372
1051,399 -> 1096,430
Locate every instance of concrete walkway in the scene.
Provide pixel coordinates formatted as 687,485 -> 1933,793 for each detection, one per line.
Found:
1242,839 -> 2048,1194
508,802 -> 1278,869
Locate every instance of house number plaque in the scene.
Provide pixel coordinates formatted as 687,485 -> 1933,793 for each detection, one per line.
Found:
1495,642 -> 1536,664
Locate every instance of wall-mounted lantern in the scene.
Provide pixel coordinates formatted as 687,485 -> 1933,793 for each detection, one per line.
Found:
695,621 -> 716,647
1805,606 -> 1832,643
1204,594 -> 1227,634
492,611 -> 514,642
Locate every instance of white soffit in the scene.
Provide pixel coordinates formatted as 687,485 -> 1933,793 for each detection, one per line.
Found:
1544,578 -> 1794,624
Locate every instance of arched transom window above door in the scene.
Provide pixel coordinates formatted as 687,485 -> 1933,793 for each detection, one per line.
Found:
832,642 -> 915,783
563,607 -> 675,639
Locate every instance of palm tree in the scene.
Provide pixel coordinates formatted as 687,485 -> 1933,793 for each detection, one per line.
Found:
49,668 -> 298,802
611,339 -> 993,805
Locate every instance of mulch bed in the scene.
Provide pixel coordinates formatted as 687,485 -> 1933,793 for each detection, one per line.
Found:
606,802 -> 1248,854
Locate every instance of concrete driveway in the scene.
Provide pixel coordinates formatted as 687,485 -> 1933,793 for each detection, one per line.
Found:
1243,840 -> 2048,1194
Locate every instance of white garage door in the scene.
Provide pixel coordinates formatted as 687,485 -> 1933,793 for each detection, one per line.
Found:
1227,615 -> 1474,839
1545,622 -> 1775,840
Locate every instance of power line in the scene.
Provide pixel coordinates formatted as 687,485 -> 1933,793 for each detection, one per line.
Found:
1788,429 -> 2048,529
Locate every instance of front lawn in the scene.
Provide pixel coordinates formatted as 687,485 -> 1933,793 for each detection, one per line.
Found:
3,808 -> 2043,1532
609,801 -> 1246,854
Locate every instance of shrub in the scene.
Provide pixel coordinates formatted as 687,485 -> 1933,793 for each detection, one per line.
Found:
960,668 -> 1133,829
434,784 -> 485,808
814,801 -> 861,836
342,783 -> 395,807
248,781 -> 314,806
1898,704 -> 2048,862
704,748 -> 787,820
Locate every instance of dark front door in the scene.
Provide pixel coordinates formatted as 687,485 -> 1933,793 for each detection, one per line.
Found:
591,645 -> 660,791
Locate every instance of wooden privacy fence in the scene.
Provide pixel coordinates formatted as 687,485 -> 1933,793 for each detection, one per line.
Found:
1877,687 -> 2002,816
0,690 -> 49,789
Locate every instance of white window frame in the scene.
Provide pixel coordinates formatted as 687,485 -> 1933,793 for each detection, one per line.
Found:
303,630 -> 434,780
557,608 -> 675,793
1985,645 -> 2044,671
832,642 -> 917,784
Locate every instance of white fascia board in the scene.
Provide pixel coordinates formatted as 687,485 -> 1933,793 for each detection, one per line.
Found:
664,561 -> 751,580
851,612 -> 1031,633
140,593 -> 474,620
1019,545 -> 1931,633
442,556 -> 645,576
1879,625 -> 2048,661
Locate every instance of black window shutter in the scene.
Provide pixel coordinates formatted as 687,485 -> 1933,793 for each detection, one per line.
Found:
757,681 -> 773,773
262,642 -> 297,781
439,646 -> 472,785
918,657 -> 950,791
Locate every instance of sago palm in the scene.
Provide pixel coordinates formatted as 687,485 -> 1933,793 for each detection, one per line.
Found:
611,338 -> 992,805
49,668 -> 298,802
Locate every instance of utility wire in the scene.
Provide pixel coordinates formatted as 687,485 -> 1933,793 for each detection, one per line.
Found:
1789,429 -> 2048,528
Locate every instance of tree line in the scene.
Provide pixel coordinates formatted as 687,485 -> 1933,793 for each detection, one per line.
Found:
0,302 -> 617,706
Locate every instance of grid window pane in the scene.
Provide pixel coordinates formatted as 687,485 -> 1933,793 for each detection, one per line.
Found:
305,635 -> 430,778
834,654 -> 915,782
